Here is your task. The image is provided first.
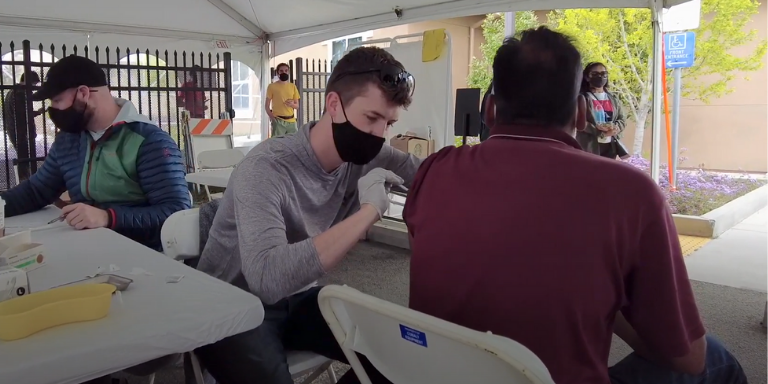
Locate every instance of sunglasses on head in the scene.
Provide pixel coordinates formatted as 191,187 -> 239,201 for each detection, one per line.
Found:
334,64 -> 415,97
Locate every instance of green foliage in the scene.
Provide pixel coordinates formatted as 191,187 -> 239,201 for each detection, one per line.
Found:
548,8 -> 654,113
467,11 -> 541,91
454,136 -> 480,147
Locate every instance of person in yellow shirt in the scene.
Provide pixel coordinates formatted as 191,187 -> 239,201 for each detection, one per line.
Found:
266,63 -> 300,137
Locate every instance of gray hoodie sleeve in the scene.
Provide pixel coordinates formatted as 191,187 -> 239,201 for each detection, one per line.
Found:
231,155 -> 325,304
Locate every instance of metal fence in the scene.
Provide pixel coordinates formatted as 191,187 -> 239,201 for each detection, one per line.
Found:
271,57 -> 331,126
0,39 -> 233,190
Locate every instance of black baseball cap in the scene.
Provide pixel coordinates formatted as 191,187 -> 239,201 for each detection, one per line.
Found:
32,55 -> 108,101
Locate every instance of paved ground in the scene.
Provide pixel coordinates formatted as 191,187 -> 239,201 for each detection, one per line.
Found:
121,234 -> 767,384
685,208 -> 767,292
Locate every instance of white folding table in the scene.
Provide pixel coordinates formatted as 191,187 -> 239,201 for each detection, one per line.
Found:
185,168 -> 233,189
0,223 -> 263,384
4,205 -> 62,231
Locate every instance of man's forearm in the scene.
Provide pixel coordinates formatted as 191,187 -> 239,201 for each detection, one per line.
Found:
614,312 -> 660,362
313,204 -> 379,271
264,98 -> 273,117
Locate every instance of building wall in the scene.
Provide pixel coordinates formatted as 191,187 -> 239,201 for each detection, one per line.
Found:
270,16 -> 484,121
623,1 -> 767,173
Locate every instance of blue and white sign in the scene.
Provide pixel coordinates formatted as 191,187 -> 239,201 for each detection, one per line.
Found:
399,324 -> 428,347
664,32 -> 696,69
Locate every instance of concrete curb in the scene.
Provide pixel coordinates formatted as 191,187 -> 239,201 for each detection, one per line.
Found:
673,184 -> 768,238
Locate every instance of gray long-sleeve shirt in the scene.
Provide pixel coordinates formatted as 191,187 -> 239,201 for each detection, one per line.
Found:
197,122 -> 422,304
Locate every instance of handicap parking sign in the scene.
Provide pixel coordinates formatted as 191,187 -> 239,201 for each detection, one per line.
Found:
664,32 -> 696,69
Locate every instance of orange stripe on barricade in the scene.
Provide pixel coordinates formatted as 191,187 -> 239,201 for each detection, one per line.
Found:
191,119 -> 212,135
211,120 -> 230,135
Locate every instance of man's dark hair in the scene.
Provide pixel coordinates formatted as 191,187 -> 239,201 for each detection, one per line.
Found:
325,46 -> 412,108
20,72 -> 40,84
479,81 -> 493,142
276,63 -> 290,71
580,62 -> 610,94
492,26 -> 582,127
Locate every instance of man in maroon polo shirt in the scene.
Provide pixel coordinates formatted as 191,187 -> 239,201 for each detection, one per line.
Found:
403,27 -> 746,384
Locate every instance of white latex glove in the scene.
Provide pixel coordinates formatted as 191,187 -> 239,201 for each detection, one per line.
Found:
358,168 -> 404,218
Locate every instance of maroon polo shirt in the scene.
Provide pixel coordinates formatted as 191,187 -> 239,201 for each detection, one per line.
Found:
403,125 -> 704,384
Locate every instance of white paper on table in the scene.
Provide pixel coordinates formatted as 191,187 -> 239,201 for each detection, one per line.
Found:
129,267 -> 153,276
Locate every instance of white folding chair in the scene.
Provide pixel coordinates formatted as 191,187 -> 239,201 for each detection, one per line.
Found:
161,208 -> 201,261
159,209 -> 337,384
318,285 -> 555,384
196,149 -> 244,201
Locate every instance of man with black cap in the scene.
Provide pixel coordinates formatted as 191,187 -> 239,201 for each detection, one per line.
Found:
0,55 -> 191,251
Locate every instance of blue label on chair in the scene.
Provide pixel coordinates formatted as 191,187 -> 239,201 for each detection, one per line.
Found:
399,324 -> 428,347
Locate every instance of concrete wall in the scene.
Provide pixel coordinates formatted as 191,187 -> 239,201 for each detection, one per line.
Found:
271,16 -> 484,120
624,2 -> 767,173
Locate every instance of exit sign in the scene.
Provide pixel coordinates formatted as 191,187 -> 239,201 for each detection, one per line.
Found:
212,40 -> 230,49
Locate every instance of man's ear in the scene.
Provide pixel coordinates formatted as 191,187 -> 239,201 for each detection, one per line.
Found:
575,94 -> 587,132
325,92 -> 341,118
483,94 -> 496,128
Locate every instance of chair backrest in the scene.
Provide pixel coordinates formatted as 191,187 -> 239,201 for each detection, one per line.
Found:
197,148 -> 244,170
189,118 -> 235,163
160,208 -> 200,260
318,285 -> 555,384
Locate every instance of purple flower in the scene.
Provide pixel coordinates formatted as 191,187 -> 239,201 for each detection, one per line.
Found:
622,155 -> 764,216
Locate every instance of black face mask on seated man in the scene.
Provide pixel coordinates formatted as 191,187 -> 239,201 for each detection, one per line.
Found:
48,93 -> 92,134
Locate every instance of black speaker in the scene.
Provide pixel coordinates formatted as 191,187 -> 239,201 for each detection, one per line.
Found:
453,88 -> 482,145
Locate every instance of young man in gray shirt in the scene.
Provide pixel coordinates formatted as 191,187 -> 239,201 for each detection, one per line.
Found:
196,47 -> 421,384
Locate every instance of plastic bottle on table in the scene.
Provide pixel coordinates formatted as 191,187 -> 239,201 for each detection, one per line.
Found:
594,103 -> 606,125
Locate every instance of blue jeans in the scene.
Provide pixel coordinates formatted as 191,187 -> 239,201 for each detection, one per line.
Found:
609,335 -> 747,384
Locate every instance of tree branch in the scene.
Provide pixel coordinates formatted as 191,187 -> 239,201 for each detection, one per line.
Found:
606,56 -> 639,113
618,12 -> 644,87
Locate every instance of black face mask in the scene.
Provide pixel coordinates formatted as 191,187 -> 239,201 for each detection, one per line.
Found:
278,73 -> 289,81
589,76 -> 608,89
48,95 -> 90,134
331,101 -> 385,165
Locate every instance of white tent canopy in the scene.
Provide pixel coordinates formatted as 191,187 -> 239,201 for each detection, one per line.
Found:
2,0 -> 690,57
1,0 -> 691,181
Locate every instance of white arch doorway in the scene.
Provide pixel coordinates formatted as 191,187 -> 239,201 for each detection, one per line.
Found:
1,49 -> 58,85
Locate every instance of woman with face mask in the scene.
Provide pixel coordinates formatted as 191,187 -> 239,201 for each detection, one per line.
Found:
575,62 -> 629,160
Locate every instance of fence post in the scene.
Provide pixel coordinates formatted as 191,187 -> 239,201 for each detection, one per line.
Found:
21,40 -> 37,175
223,52 -> 234,119
288,59 -> 294,83
295,58 -> 304,126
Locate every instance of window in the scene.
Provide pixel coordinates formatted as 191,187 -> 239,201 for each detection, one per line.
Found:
331,37 -> 362,68
328,31 -> 373,69
213,60 -> 259,120
231,60 -> 256,117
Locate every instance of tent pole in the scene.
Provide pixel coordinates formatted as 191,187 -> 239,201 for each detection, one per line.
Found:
649,0 -> 664,183
260,42 -> 272,142
504,12 -> 516,37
